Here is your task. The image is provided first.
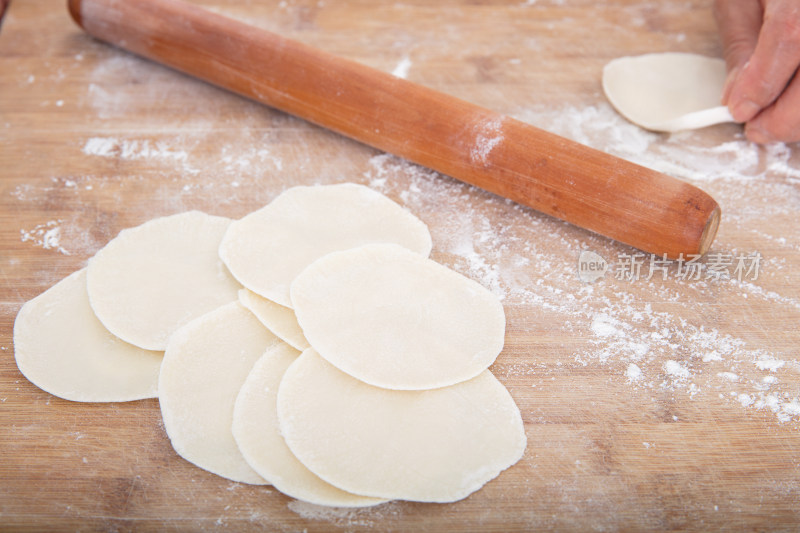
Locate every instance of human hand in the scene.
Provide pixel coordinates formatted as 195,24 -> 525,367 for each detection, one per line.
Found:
714,0 -> 800,144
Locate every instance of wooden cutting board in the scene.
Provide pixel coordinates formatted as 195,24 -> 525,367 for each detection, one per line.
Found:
2,0 -> 799,531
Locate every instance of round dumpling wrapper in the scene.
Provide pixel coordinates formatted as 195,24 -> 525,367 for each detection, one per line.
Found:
87,211 -> 242,351
14,268 -> 162,402
290,243 -> 505,390
602,53 -> 731,132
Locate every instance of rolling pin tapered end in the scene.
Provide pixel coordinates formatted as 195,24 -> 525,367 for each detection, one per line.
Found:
698,205 -> 721,257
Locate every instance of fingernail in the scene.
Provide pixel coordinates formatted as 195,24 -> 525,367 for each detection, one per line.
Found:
745,123 -> 773,144
721,66 -> 740,105
731,99 -> 761,122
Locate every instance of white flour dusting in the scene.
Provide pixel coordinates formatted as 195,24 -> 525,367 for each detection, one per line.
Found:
590,314 -> 622,338
470,116 -> 505,165
287,501 -> 403,527
83,137 -> 193,167
625,363 -> 642,381
391,56 -> 412,79
755,358 -> 785,371
664,360 -> 690,380
20,221 -> 70,255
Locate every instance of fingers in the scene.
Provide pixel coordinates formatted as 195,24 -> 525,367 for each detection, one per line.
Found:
726,0 -> 800,122
713,0 -> 763,104
745,73 -> 800,143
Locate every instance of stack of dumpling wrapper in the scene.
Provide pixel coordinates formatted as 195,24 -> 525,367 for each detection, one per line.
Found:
14,183 -> 526,507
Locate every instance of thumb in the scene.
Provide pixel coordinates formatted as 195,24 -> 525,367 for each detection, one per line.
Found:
713,0 -> 763,104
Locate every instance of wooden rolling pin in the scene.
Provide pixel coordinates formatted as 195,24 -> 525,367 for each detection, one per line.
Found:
68,0 -> 720,258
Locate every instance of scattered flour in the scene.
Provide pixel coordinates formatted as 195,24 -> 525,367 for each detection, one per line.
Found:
287,501 -> 403,528
755,358 -> 786,372
391,56 -> 412,79
755,395 -> 800,423
82,137 -> 192,167
591,314 -> 622,337
625,363 -> 642,381
470,116 -> 505,165
664,360 -> 690,380
20,221 -> 70,255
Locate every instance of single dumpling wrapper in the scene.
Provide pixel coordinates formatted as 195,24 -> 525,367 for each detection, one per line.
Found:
219,183 -> 432,308
277,350 -> 526,503
290,243 -> 505,390
87,211 -> 242,351
602,52 -> 735,132
13,269 -> 162,402
159,301 -> 277,485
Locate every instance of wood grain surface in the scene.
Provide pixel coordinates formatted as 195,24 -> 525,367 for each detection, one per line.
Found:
1,0 -> 799,531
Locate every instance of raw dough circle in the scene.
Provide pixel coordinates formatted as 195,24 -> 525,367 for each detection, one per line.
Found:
13,269 -> 162,402
238,289 -> 309,351
290,243 -> 506,390
219,183 -> 432,308
159,301 -> 277,484
602,53 -> 730,132
277,350 -> 526,502
232,344 -> 386,507
87,211 -> 242,351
